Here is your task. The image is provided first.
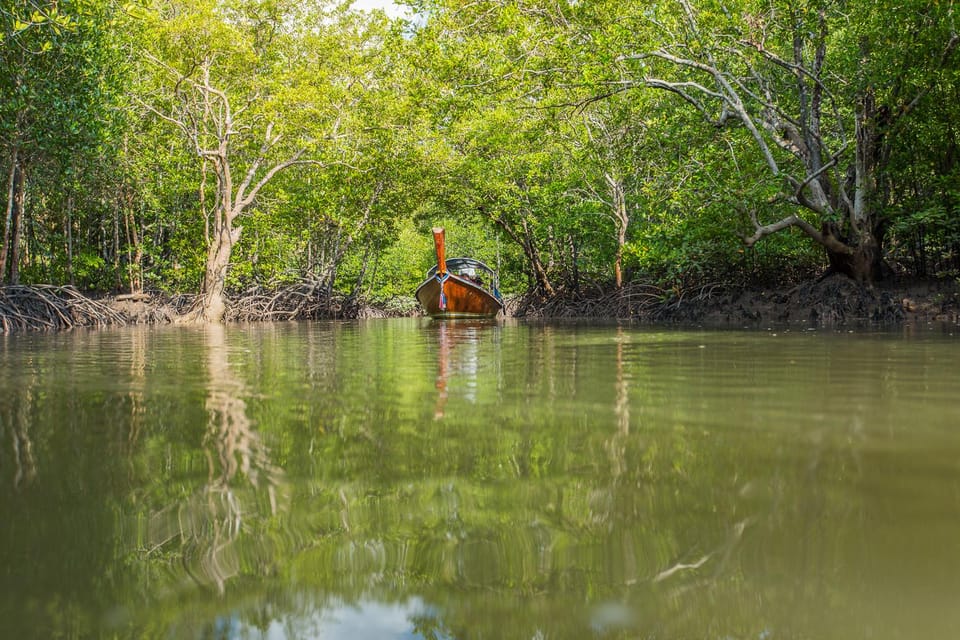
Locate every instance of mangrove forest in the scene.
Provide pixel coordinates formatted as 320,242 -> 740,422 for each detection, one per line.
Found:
2,0 -> 959,325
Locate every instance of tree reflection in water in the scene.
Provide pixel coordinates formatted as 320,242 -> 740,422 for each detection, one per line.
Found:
8,396 -> 36,490
145,324 -> 287,594
5,322 -> 959,638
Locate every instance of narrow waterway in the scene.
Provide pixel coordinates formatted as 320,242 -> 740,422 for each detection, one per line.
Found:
2,319 -> 959,639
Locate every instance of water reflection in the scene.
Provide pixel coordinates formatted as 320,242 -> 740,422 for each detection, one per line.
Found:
604,326 -> 630,479
4,323 -> 960,638
224,597 -> 448,640
6,391 -> 36,489
144,325 -> 287,594
431,321 -> 492,419
0,337 -> 37,489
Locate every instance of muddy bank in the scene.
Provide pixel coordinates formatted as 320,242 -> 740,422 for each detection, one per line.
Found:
3,276 -> 958,332
518,275 -> 960,328
653,275 -> 960,327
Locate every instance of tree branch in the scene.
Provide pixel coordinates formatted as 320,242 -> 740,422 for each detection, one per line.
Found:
784,141 -> 849,214
234,148 -> 308,213
235,122 -> 283,207
637,57 -> 781,175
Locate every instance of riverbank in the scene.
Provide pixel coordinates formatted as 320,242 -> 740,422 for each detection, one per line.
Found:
655,275 -> 960,327
2,275 -> 958,332
509,274 -> 960,327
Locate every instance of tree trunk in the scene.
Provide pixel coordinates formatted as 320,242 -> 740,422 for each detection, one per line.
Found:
8,159 -> 25,285
122,188 -> 144,294
1,151 -> 17,283
824,92 -> 885,283
520,219 -> 555,296
489,209 -> 555,296
200,222 -> 241,323
568,235 -> 580,292
821,221 -> 883,282
113,194 -> 122,290
66,194 -> 75,286
605,173 -> 628,289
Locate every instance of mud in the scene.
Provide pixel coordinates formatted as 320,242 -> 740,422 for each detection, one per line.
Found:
658,274 -> 960,328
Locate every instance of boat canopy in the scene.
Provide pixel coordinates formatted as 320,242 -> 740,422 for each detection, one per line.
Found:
426,258 -> 497,280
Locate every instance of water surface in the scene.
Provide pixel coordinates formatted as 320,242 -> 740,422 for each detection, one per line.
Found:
2,319 -> 960,639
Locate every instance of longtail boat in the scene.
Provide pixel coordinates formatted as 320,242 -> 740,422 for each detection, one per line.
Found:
415,227 -> 504,319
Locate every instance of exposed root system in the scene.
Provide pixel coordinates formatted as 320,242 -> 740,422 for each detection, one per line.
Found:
226,281 -> 350,322
513,281 -> 720,320
3,274 -> 950,333
0,285 -> 126,332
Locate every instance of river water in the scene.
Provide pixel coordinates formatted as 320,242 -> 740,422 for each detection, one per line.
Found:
1,319 -> 960,639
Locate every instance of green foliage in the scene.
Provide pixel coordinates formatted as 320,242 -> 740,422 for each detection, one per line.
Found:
1,0 -> 134,285
3,0 -> 959,299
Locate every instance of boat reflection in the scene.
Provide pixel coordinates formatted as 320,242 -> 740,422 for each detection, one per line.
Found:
431,320 -> 498,419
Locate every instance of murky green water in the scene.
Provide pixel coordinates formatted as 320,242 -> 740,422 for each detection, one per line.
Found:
2,319 -> 960,639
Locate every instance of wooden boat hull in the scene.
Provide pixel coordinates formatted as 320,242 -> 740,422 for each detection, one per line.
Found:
415,274 -> 503,319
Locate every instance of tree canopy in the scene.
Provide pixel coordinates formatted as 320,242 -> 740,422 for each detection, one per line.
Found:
2,0 -> 958,313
